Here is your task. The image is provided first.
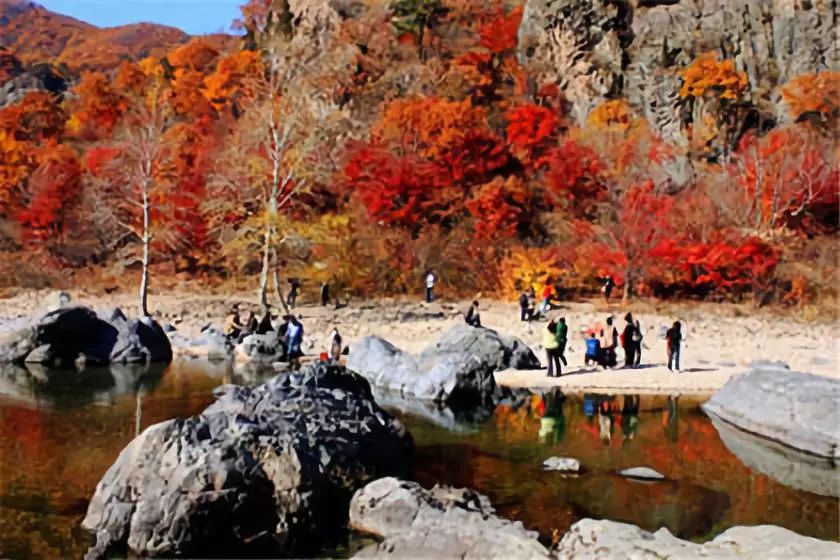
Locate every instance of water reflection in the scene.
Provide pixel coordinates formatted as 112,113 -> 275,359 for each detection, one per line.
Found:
538,388 -> 565,444
0,364 -> 837,558
0,362 -> 166,410
408,392 -> 838,543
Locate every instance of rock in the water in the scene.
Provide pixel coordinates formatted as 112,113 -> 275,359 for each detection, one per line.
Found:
619,467 -> 665,480
703,368 -> 840,460
0,307 -> 172,366
542,457 -> 580,472
82,363 -> 412,559
349,477 -> 550,559
347,324 -> 539,409
556,518 -> 840,559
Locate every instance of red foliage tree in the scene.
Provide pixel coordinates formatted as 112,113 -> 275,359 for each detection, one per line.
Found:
17,143 -> 82,241
344,145 -> 447,231
506,104 -> 560,164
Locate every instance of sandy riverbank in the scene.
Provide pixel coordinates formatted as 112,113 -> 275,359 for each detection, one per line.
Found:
0,289 -> 837,395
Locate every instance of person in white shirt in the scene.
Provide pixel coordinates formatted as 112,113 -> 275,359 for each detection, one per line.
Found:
327,327 -> 342,363
425,270 -> 436,303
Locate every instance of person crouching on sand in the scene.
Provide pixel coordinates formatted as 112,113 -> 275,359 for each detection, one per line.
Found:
465,300 -> 481,327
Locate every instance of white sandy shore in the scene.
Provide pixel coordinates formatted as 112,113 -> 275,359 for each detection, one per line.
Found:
0,289 -> 837,395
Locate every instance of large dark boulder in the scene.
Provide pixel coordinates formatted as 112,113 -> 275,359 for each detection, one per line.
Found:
349,477 -> 550,559
82,363 -> 413,559
0,306 -> 171,366
347,324 -> 539,409
702,365 -> 840,460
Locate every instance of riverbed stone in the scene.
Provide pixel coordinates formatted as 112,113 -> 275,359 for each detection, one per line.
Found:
347,324 -> 539,409
0,306 -> 171,366
703,367 -> 840,460
619,467 -> 665,480
82,363 -> 412,559
170,326 -> 233,361
349,477 -> 550,559
556,518 -> 840,559
542,457 -> 580,472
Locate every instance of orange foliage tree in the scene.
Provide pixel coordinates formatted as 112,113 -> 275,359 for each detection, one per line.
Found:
780,71 -> 840,132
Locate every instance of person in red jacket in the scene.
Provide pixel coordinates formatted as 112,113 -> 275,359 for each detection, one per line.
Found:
540,281 -> 553,314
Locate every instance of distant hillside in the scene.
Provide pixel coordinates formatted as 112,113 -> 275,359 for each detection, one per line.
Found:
0,0 -> 198,73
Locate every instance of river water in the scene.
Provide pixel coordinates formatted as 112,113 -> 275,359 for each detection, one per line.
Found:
0,361 -> 836,558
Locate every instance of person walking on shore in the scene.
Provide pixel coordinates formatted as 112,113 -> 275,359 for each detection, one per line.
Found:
666,321 -> 682,372
519,290 -> 530,322
633,319 -> 643,367
425,270 -> 436,303
604,317 -> 618,367
555,317 -> 569,368
622,313 -> 636,367
543,319 -> 562,377
603,275 -> 614,302
287,278 -> 301,308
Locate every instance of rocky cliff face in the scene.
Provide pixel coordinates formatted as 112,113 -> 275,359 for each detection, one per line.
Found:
518,0 -> 839,142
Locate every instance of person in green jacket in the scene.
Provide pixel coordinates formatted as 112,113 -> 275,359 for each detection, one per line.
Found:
543,319 -> 561,377
555,317 -> 569,368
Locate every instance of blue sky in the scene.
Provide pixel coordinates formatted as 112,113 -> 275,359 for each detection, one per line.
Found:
39,0 -> 243,35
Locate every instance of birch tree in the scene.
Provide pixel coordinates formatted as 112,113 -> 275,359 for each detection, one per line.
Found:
208,22 -> 353,310
87,73 -> 178,317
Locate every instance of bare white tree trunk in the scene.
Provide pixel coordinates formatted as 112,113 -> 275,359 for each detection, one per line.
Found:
259,223 -> 271,309
139,183 -> 151,317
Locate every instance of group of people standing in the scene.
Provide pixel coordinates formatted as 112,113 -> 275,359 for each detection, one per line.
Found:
553,313 -> 685,374
224,305 -> 306,362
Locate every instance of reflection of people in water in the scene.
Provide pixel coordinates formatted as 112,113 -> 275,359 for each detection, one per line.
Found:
621,394 -> 641,444
598,396 -> 615,445
538,388 -> 566,444
583,394 -> 597,418
663,395 -> 679,442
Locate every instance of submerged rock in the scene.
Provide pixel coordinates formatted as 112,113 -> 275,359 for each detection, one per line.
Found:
703,367 -> 840,459
542,457 -> 580,472
709,414 -> 839,498
619,467 -> 665,480
0,307 -> 171,366
556,518 -> 840,559
349,477 -> 550,559
347,324 -> 539,409
82,363 -> 412,559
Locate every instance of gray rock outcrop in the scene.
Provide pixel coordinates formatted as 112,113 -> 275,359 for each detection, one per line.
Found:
702,366 -> 840,459
556,518 -> 840,558
82,363 -> 413,559
0,306 -> 172,366
349,477 -> 551,559
347,324 -> 540,409
518,0 -> 839,146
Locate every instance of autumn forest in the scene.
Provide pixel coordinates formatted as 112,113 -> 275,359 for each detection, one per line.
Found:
0,0 -> 837,312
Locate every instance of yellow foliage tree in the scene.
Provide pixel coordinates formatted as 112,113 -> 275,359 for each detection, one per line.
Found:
586,99 -> 633,130
679,53 -> 748,100
498,247 -> 567,299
